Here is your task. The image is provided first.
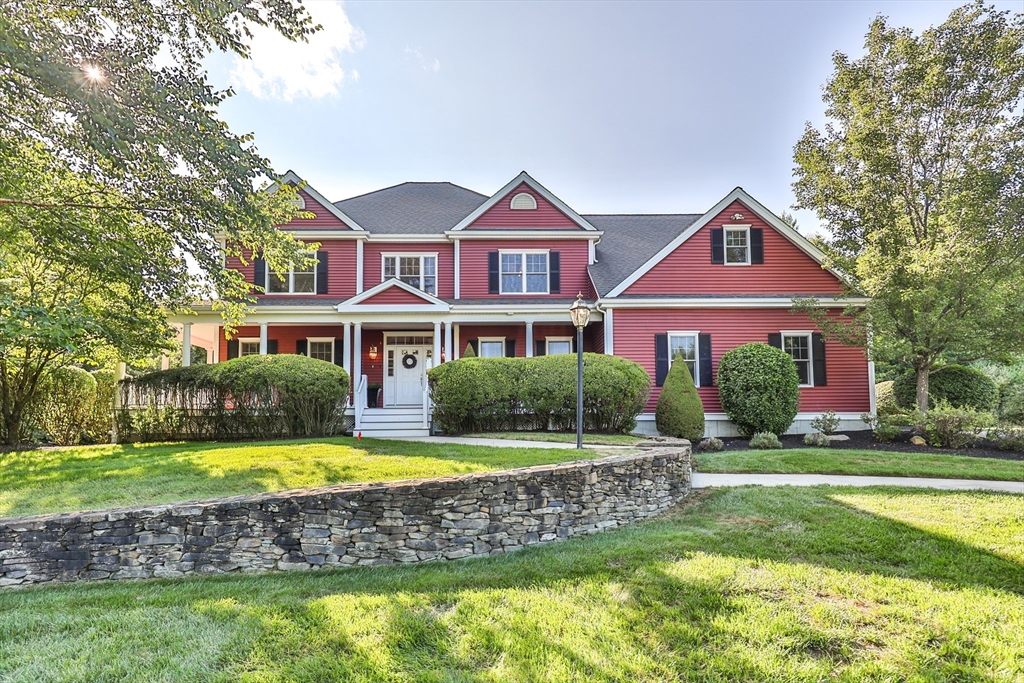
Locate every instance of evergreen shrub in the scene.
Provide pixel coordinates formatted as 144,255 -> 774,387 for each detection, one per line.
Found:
749,432 -> 783,449
655,354 -> 705,441
893,365 -> 998,411
998,381 -> 1024,425
922,400 -> 995,449
717,343 -> 800,436
33,367 -> 98,446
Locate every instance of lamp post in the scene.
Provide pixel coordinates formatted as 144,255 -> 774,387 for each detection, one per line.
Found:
568,292 -> 591,450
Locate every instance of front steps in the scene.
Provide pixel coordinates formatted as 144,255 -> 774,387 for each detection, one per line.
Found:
355,406 -> 430,438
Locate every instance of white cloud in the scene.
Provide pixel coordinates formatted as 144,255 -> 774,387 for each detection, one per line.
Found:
406,46 -> 440,73
232,1 -> 364,101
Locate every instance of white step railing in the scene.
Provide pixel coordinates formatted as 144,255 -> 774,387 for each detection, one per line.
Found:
354,374 -> 367,432
422,359 -> 432,430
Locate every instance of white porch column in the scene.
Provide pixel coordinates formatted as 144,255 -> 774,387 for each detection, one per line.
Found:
111,362 -> 126,443
259,323 -> 268,355
443,322 -> 452,362
343,322 -> 352,376
453,324 -> 460,360
603,308 -> 614,355
353,323 -> 362,382
182,323 -> 192,367
525,321 -> 534,358
433,322 -> 441,364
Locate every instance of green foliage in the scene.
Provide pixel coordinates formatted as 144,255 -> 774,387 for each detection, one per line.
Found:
31,367 -> 98,446
860,412 -> 904,443
117,355 -> 350,442
698,437 -> 724,452
717,343 -> 801,437
804,432 -> 832,447
893,365 -> 998,411
922,400 -> 996,449
875,381 -> 900,417
81,369 -> 116,444
655,355 -> 705,441
749,432 -> 783,450
792,5 -> 1024,410
461,342 -> 476,358
999,381 -> 1024,426
428,354 -> 650,435
810,410 -> 840,436
988,425 -> 1024,452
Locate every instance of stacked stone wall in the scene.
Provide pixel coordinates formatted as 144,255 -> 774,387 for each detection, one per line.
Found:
0,447 -> 690,588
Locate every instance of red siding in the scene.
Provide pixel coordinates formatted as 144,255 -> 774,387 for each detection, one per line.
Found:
282,188 -> 356,230
469,183 -> 580,229
228,239 -> 358,300
363,242 -> 455,299
360,286 -> 434,305
612,308 -> 870,414
624,201 -> 844,295
219,325 -> 347,359
458,239 -> 594,299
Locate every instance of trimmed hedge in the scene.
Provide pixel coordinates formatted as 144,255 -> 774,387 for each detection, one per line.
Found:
717,342 -> 800,437
893,365 -> 998,411
428,353 -> 650,434
33,367 -> 98,446
117,354 -> 350,442
655,355 -> 705,441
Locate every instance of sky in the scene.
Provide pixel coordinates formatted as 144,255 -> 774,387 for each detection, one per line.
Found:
204,0 -> 1022,234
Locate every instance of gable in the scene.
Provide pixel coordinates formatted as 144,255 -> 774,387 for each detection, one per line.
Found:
468,183 -> 580,229
280,188 -> 357,230
358,284 -> 436,305
622,200 -> 845,296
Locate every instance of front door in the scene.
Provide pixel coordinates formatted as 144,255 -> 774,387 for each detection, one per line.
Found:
384,334 -> 434,406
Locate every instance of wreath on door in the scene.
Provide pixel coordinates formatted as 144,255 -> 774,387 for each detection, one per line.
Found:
402,354 -> 418,369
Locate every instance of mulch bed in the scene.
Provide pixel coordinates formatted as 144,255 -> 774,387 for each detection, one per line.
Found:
714,430 -> 1024,462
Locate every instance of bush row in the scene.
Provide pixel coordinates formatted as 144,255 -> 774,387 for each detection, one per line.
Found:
117,354 -> 350,442
427,354 -> 650,434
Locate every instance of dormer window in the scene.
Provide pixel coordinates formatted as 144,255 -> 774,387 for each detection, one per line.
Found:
510,192 -> 537,210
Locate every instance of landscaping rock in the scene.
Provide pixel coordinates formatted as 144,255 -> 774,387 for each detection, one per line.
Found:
910,436 -> 928,446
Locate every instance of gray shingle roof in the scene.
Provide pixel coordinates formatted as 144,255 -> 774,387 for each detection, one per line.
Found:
584,214 -> 702,296
334,182 -> 487,234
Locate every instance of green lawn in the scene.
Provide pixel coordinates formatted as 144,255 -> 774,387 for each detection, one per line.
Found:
1,486 -> 1021,681
463,431 -> 644,446
0,438 -> 584,519
695,447 -> 1024,482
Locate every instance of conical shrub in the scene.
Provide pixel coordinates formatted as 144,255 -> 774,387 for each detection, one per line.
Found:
655,354 -> 705,441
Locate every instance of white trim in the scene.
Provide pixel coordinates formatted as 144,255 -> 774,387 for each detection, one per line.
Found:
605,187 -> 845,297
356,240 -> 364,294
453,239 -> 461,299
365,234 -> 450,243
477,336 -> 506,358
237,337 -> 260,357
264,259 -> 317,296
780,330 -> 814,388
445,230 -> 604,240
588,239 -> 595,265
722,225 -> 751,266
545,336 -> 573,355
603,307 -> 614,355
498,249 -> 550,295
271,230 -> 366,240
598,296 -> 868,309
510,192 -> 538,210
666,330 -> 700,386
449,171 -> 598,231
525,321 -> 534,357
868,360 -> 877,416
380,252 -> 439,296
336,278 -> 450,312
305,337 -> 336,363
268,171 -> 366,231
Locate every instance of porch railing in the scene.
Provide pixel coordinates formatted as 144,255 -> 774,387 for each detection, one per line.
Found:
354,374 -> 367,433
422,359 -> 432,430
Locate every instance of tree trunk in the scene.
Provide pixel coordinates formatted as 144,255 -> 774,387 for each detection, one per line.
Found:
3,413 -> 20,447
914,364 -> 930,414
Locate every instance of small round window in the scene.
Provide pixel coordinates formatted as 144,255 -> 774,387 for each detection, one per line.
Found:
510,192 -> 537,210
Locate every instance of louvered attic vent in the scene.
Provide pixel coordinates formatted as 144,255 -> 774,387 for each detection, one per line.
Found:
510,192 -> 537,210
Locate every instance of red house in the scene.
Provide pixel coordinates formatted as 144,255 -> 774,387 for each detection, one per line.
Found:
174,171 -> 875,437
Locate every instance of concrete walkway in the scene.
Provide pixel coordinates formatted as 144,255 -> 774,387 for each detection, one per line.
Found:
383,435 -> 631,450
692,472 -> 1024,494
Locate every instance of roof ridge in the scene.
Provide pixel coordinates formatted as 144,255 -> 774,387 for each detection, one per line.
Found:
334,181 -> 486,205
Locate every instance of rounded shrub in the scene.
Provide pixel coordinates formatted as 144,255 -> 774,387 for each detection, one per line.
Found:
893,365 -> 998,411
717,342 -> 800,437
749,432 -> 783,449
33,366 -> 98,446
999,380 -> 1024,425
875,381 -> 899,417
655,355 -> 705,441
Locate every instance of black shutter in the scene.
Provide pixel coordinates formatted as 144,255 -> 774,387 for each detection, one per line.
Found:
710,228 -> 724,264
267,340 -> 278,355
227,340 -> 239,359
549,252 -> 560,294
655,334 -> 669,387
253,256 -> 266,289
334,338 -> 345,367
505,339 -> 516,358
469,339 -> 479,356
767,333 -> 783,350
535,339 -> 546,357
488,252 -> 499,293
316,251 -> 328,294
296,339 -> 307,356
751,229 -> 764,264
698,333 -> 713,387
812,333 -> 827,386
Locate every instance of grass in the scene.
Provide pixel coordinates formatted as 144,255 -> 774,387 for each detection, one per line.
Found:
0,486 -> 1022,681
695,447 -> 1024,482
462,431 -> 644,446
0,438 -> 584,519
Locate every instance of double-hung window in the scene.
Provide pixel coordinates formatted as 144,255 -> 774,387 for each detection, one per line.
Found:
724,226 -> 750,265
667,332 -> 699,384
267,261 -> 315,294
782,332 -> 813,386
478,338 -> 505,358
546,337 -> 572,355
500,250 -> 548,294
383,254 -> 437,295
238,338 -> 261,357
307,338 -> 334,363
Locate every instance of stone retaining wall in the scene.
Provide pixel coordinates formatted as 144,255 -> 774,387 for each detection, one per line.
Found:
0,447 -> 690,587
